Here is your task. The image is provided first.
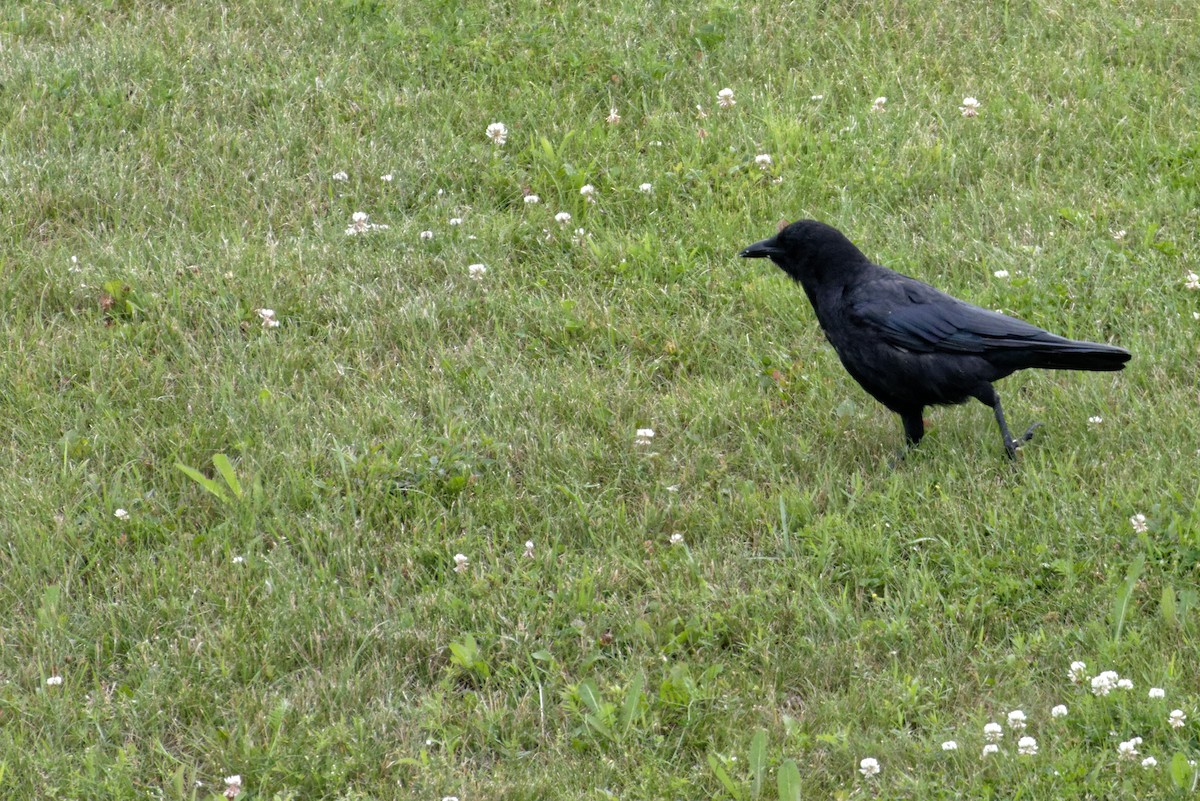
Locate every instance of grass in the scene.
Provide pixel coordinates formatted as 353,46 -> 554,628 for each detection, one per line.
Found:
2,0 -> 1198,797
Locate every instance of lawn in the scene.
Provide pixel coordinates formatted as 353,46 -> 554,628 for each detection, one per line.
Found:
2,0 -> 1198,798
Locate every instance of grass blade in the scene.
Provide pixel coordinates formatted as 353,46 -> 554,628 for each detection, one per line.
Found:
619,672 -> 644,733
577,678 -> 602,715
707,754 -> 743,801
175,462 -> 228,502
212,453 -> 243,499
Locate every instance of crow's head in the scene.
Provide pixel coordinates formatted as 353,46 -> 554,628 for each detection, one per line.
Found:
740,219 -> 867,283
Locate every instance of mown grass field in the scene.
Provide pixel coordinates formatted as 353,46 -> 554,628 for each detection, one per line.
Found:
2,0 -> 1199,798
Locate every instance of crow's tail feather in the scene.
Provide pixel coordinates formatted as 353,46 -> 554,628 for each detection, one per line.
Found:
1020,339 -> 1131,372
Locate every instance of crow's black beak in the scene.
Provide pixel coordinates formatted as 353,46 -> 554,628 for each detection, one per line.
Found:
739,237 -> 782,258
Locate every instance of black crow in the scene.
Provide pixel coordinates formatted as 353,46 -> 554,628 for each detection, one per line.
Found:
741,220 -> 1131,457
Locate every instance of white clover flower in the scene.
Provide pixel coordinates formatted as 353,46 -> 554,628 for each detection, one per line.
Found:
858,757 -> 880,777
224,774 -> 242,799
114,508 -> 130,521
1017,736 -> 1038,756
1092,670 -> 1120,696
755,153 -> 772,169
1117,678 -> 1134,690
982,743 -> 1000,756
449,217 -> 463,226
468,264 -> 487,281
717,87 -> 736,108
1111,229 -> 1126,241
381,174 -> 393,182
255,308 -> 281,328
232,555 -> 245,565
984,722 -> 1003,742
1142,755 -> 1158,769
1149,687 -> 1165,699
1007,710 -> 1027,730
993,269 -> 1010,279
1118,739 -> 1140,760
580,184 -> 596,202
332,171 -> 348,181
486,122 -> 508,146
811,94 -> 824,100
639,182 -> 653,193
523,540 -> 534,558
871,96 -> 887,112
453,553 -> 469,573
606,107 -> 621,124
1052,704 -> 1068,718
960,96 -> 980,117
669,533 -> 684,546
941,740 -> 958,751
1088,416 -> 1103,424
345,211 -> 388,235
635,428 -> 655,446
1185,271 -> 1199,290
1169,709 -> 1186,728
524,194 -> 540,204
46,675 -> 63,686
695,104 -> 708,119
1131,513 -> 1149,532
1069,661 -> 1088,683
1194,312 -> 1200,320
554,211 -> 572,224
420,230 -> 434,241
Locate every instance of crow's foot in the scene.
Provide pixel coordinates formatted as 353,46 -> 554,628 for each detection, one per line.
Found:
1003,422 -> 1043,459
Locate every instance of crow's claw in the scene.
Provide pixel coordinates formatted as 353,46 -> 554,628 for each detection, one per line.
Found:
1003,421 -> 1043,458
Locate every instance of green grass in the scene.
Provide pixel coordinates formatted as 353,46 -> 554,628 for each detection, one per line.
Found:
2,0 -> 1199,798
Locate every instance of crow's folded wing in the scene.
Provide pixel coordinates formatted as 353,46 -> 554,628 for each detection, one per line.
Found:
847,276 -> 1060,354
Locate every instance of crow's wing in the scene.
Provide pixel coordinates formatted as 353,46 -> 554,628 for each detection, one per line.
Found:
846,273 -> 1062,355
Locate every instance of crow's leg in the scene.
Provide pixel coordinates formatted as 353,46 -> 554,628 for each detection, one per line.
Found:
888,410 -> 925,465
973,384 -> 1041,458
901,411 -> 925,448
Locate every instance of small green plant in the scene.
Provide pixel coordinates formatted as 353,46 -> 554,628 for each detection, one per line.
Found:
447,634 -> 491,686
707,730 -> 801,801
99,280 -> 147,323
175,454 -> 245,505
563,675 -> 646,746
1111,553 -> 1145,642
